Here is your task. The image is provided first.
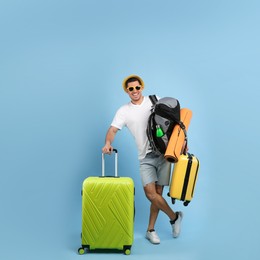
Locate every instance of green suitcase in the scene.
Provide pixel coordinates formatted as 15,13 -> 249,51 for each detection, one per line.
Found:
78,149 -> 134,255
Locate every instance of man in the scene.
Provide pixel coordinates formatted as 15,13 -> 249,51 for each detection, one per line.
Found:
102,75 -> 183,244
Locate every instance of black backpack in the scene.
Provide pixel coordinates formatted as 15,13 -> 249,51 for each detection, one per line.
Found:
146,95 -> 185,155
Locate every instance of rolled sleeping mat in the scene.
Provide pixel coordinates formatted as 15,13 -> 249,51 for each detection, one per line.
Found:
164,108 -> 192,163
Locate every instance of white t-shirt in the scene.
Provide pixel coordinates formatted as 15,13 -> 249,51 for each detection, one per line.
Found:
111,96 -> 153,160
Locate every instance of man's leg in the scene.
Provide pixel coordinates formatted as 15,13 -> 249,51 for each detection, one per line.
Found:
147,184 -> 163,231
144,182 -> 183,240
144,182 -> 177,228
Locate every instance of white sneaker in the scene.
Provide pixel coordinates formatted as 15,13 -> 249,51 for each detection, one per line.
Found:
171,211 -> 183,238
146,230 -> 160,244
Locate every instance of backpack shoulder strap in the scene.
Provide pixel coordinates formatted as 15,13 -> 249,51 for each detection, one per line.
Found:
149,95 -> 158,105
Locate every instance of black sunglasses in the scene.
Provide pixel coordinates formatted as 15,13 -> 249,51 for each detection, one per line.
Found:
127,86 -> 142,92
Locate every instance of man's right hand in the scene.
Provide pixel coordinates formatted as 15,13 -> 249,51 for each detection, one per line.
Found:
102,126 -> 118,154
102,144 -> 113,154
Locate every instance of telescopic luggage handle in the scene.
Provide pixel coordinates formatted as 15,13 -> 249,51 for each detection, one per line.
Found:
102,148 -> 118,177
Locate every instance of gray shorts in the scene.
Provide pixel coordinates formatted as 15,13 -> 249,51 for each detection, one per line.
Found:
139,152 -> 171,187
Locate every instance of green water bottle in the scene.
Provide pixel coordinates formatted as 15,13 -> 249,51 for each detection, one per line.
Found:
156,125 -> 164,137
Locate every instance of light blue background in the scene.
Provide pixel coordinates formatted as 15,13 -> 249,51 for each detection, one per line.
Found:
1,0 -> 259,259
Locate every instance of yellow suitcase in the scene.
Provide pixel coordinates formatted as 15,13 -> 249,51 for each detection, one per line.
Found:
78,149 -> 134,255
169,153 -> 199,206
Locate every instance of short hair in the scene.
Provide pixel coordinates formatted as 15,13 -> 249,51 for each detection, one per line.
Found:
125,77 -> 142,87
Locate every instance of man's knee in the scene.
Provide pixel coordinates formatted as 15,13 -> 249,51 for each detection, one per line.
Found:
144,183 -> 161,202
146,192 -> 157,202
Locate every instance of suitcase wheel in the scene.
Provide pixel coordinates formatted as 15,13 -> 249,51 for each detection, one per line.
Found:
123,246 -> 131,255
78,247 -> 85,255
183,201 -> 190,206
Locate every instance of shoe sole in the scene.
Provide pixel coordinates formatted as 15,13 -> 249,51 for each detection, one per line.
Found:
146,235 -> 160,244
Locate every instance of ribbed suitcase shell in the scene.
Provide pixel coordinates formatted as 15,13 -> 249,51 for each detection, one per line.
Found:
81,177 -> 134,250
164,108 -> 192,163
169,153 -> 199,206
79,150 -> 134,255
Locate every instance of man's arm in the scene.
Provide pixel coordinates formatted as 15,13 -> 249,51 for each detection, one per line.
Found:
102,126 -> 119,154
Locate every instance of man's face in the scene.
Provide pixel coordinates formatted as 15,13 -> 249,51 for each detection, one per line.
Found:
126,80 -> 143,103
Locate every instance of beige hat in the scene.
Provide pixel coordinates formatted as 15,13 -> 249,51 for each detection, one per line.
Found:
122,74 -> 145,92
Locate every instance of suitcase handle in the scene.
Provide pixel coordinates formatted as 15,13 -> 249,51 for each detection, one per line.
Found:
102,148 -> 118,177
